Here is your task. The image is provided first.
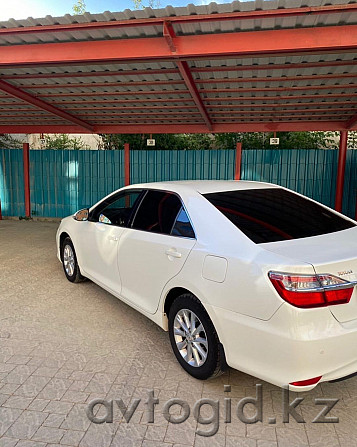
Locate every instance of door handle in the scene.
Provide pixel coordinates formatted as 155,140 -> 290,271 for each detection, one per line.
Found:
165,249 -> 182,258
108,235 -> 119,242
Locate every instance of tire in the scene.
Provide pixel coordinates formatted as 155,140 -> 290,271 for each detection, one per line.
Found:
168,293 -> 225,380
61,237 -> 86,283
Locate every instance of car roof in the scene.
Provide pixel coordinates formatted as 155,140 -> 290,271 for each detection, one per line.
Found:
126,180 -> 280,195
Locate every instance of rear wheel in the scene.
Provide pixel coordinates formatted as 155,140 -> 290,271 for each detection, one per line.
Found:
61,237 -> 86,283
168,293 -> 224,380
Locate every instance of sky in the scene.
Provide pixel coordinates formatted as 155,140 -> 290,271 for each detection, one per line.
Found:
0,0 -> 229,21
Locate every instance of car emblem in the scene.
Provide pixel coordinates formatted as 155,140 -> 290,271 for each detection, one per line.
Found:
338,270 -> 353,277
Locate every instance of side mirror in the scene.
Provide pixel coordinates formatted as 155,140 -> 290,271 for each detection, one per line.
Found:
74,208 -> 89,221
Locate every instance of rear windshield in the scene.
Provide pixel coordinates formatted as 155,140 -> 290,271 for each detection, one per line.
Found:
204,188 -> 355,244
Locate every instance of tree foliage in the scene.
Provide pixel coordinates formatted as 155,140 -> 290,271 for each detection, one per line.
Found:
42,134 -> 89,150
132,0 -> 160,9
0,134 -> 23,149
72,0 -> 86,15
99,133 -> 212,150
99,131 -> 346,150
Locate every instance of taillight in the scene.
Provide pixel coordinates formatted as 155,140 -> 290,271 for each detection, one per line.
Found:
268,271 -> 355,309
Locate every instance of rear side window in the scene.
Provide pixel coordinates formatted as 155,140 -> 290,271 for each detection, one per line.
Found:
204,188 -> 355,244
172,207 -> 195,239
132,190 -> 182,235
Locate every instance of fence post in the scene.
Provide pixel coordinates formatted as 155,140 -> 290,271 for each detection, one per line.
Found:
335,131 -> 348,212
0,198 -> 2,220
234,142 -> 242,180
124,143 -> 130,186
23,142 -> 31,218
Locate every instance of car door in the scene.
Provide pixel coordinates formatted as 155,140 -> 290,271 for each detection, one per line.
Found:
75,189 -> 144,293
118,190 -> 196,314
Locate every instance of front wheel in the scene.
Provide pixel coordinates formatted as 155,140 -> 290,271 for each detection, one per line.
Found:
61,237 -> 86,283
168,293 -> 225,380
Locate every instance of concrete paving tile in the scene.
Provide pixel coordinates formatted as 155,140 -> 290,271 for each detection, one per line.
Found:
4,410 -> 47,439
0,407 -> 22,436
3,395 -> 34,410
44,413 -> 66,428
32,426 -> 66,443
60,404 -> 91,431
276,428 -> 309,447
0,437 -> 19,447
60,429 -> 85,446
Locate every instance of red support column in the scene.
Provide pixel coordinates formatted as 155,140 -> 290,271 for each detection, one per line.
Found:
335,131 -> 348,213
23,142 -> 31,218
234,142 -> 242,180
124,143 -> 130,186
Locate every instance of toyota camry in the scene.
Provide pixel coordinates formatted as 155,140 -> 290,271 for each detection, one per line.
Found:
56,181 -> 357,391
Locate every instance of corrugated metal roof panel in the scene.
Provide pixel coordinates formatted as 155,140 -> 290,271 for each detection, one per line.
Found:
0,0 -> 356,45
0,0 -> 356,131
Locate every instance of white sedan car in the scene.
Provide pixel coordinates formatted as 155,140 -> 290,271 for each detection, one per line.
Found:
56,181 -> 357,391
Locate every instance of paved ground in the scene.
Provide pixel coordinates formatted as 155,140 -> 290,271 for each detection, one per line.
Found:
1,220 -> 357,447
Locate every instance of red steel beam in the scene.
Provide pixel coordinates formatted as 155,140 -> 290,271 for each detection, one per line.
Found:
23,143 -> 31,218
163,21 -> 212,131
0,121 -> 348,134
175,61 -> 212,130
191,60 -> 357,73
204,93 -> 357,101
346,112 -> 357,129
0,4 -> 356,37
38,91 -> 189,97
34,108 -> 353,118
206,102 -> 357,109
210,110 -> 355,116
14,72 -> 357,90
59,103 -> 356,111
85,116 -> 205,122
21,80 -> 185,89
0,80 -> 94,131
63,105 -> 197,110
84,113 -> 344,121
1,25 -> 357,67
335,131 -> 348,212
201,85 -> 357,93
196,73 -> 357,84
124,143 -> 130,186
31,96 -> 353,106
0,68 -> 181,80
234,142 -> 242,181
33,84 -> 357,98
67,111 -> 202,116
5,94 -> 352,105
2,60 -> 355,81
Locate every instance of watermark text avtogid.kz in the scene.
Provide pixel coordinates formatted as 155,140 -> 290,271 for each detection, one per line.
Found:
86,384 -> 339,437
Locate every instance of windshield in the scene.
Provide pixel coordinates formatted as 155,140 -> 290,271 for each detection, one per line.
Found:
204,188 -> 355,244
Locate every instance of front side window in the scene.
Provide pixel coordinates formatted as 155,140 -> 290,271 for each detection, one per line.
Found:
90,190 -> 143,227
204,188 -> 355,244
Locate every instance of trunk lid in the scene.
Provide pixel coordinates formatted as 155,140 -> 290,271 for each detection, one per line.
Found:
262,227 -> 357,322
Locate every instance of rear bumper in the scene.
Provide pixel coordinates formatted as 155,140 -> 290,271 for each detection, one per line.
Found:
206,302 -> 357,391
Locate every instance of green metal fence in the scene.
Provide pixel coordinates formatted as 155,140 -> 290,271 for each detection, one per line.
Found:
0,148 -> 356,219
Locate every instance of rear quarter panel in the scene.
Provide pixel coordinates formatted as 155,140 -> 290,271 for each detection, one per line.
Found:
160,191 -> 316,321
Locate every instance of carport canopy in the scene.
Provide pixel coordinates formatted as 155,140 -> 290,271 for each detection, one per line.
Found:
0,0 -> 356,134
